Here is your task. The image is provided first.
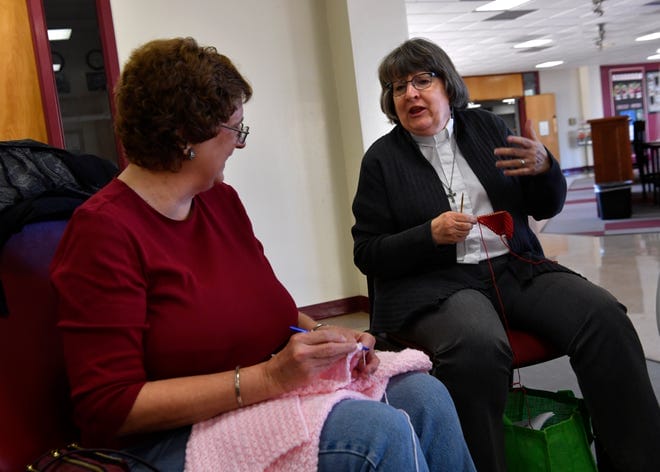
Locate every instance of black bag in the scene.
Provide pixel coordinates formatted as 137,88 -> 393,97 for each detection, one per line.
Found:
27,443 -> 159,471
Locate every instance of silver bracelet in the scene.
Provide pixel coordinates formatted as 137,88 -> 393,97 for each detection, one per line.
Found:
311,322 -> 327,331
234,365 -> 243,408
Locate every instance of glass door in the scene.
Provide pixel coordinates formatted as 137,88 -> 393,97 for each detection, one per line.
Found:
42,0 -> 118,164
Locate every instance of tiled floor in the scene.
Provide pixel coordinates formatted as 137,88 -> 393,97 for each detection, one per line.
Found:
327,171 -> 660,398
533,174 -> 660,363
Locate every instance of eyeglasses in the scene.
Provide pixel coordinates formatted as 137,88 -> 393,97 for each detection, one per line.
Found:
388,72 -> 437,97
218,122 -> 250,145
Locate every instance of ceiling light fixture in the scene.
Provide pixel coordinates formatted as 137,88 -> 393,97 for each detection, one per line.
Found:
636,32 -> 660,42
514,39 -> 552,49
648,54 -> 660,60
47,28 -> 72,41
596,23 -> 606,50
592,0 -> 604,16
475,0 -> 530,12
535,60 -> 564,69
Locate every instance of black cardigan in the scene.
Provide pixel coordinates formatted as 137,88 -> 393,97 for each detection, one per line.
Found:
351,108 -> 572,333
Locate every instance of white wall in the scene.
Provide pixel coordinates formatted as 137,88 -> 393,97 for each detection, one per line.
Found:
345,0 -> 408,154
578,65 -> 605,121
539,68 -> 584,169
539,66 -> 605,170
110,0 -> 366,306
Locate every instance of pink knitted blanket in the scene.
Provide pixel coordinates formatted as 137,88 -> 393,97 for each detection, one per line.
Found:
184,348 -> 431,471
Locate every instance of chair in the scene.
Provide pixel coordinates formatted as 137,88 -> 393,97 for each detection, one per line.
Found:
632,121 -> 650,200
646,142 -> 660,205
0,220 -> 78,471
656,270 -> 660,337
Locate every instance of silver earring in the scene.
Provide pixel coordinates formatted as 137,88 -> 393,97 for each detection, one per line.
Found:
187,148 -> 196,160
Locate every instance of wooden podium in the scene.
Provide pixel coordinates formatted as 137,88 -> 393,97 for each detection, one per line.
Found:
588,116 -> 633,184
588,116 -> 633,219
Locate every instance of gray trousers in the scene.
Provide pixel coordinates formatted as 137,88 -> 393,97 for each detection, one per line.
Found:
395,258 -> 660,472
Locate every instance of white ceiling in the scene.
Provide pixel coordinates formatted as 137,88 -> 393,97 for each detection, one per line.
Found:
405,0 -> 660,76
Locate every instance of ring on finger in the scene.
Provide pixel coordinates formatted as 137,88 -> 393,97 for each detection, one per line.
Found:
519,159 -> 525,168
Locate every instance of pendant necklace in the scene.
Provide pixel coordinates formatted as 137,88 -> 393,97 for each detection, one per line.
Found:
437,137 -> 457,203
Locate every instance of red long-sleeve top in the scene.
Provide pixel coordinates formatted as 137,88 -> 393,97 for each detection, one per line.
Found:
50,179 -> 298,446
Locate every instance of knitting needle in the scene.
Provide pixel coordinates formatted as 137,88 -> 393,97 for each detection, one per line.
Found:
289,326 -> 369,350
459,193 -> 464,213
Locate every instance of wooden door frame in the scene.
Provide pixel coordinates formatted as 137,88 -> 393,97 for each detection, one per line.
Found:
26,0 -> 124,166
26,0 -> 62,147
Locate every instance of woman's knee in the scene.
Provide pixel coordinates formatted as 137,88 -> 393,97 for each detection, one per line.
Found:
434,290 -> 512,370
386,372 -> 455,420
386,372 -> 464,437
431,324 -> 512,379
319,399 -> 423,470
564,283 -> 633,348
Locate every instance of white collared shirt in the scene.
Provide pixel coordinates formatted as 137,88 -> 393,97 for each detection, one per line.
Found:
412,119 -> 509,263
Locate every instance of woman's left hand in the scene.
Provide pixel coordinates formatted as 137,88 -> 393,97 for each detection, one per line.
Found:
494,119 -> 551,176
324,325 -> 380,378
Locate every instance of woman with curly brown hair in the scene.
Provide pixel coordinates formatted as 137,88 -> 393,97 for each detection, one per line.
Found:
50,37 -> 475,471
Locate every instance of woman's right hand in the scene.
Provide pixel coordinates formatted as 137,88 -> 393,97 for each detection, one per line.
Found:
431,211 -> 477,245
263,328 -> 367,394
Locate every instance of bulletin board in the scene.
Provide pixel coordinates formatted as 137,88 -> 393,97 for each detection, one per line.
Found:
647,71 -> 660,114
610,68 -> 645,122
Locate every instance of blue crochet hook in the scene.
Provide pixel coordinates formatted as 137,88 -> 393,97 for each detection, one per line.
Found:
289,326 -> 369,351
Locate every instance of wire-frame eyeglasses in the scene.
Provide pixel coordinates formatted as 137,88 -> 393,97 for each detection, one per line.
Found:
388,72 -> 437,97
218,122 -> 250,145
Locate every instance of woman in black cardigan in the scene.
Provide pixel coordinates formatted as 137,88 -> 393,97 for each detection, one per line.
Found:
351,38 -> 659,472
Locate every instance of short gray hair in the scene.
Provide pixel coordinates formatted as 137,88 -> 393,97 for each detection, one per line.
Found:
378,38 -> 469,124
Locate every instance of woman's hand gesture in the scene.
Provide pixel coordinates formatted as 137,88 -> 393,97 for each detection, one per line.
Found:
494,119 -> 551,176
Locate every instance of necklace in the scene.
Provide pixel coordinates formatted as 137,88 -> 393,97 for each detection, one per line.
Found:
441,153 -> 457,203
436,136 -> 457,203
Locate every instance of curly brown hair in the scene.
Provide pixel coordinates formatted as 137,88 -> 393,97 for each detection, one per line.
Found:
114,37 -> 252,171
378,38 -> 469,124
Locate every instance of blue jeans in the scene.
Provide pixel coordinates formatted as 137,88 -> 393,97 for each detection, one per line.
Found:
123,372 -> 475,471
318,371 -> 476,472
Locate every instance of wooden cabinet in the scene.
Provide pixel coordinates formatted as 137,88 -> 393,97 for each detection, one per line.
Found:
463,74 -> 524,101
588,116 -> 633,183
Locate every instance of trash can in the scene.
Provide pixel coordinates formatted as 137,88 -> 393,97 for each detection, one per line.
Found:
593,180 -> 632,220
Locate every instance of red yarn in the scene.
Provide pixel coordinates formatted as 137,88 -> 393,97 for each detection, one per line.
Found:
476,210 -> 514,239
476,211 -> 554,266
475,210 -> 556,389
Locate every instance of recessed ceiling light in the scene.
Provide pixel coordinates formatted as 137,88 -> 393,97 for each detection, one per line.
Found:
476,0 -> 530,12
635,32 -> 660,42
47,28 -> 72,41
514,39 -> 552,49
535,61 -> 564,69
648,54 -> 660,60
